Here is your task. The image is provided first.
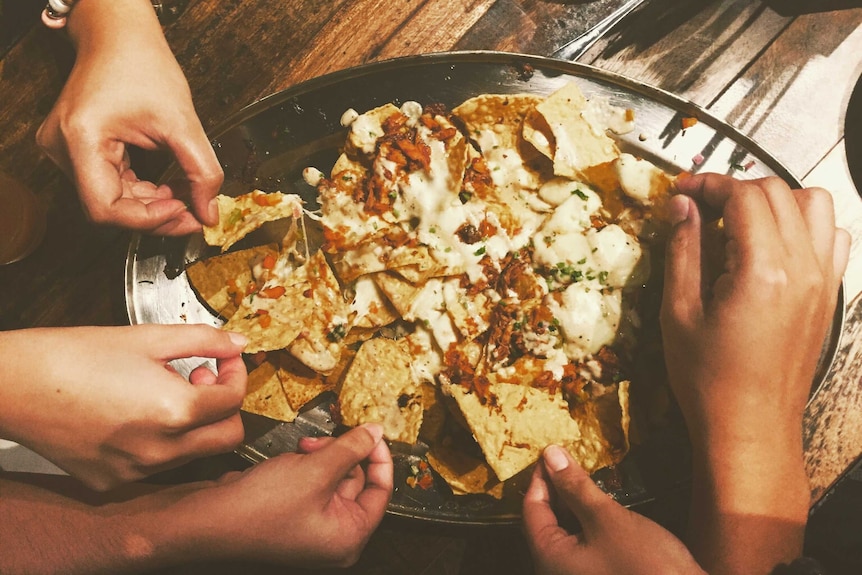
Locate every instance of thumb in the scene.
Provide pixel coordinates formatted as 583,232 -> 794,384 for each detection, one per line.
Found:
660,194 -> 704,332
541,445 -> 615,533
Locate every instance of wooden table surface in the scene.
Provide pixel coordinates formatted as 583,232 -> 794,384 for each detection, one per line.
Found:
2,0 -> 862,573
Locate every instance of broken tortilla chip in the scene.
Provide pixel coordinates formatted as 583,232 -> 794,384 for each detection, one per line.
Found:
276,351 -> 334,412
242,360 -> 298,422
427,442 -> 504,499
568,381 -> 631,474
533,83 -> 620,180
186,244 -> 279,320
203,190 -> 303,252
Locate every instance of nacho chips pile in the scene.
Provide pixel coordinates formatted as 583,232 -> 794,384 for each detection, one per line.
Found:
191,82 -> 675,497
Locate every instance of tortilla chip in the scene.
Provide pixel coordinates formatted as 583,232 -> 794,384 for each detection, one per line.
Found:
287,252 -> 352,374
242,360 -> 298,422
274,352 -> 334,412
203,190 -> 304,252
344,103 -> 401,157
442,277 -> 491,341
373,271 -> 427,319
533,83 -> 620,180
186,244 -> 279,319
417,381 -> 447,445
522,108 -> 554,160
338,337 -> 423,444
350,276 -> 400,329
427,442 -> 504,499
444,382 -> 580,482
222,260 -> 314,354
453,93 -> 543,154
568,381 -> 631,473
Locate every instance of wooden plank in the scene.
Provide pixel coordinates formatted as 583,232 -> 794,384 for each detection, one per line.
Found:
708,8 -> 862,178
802,142 -> 862,504
256,0 -> 496,99
455,0 -> 627,56
806,290 -> 862,505
803,141 -> 862,299
583,0 -> 791,107
163,0 -> 352,130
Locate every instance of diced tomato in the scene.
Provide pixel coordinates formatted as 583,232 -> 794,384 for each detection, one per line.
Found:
259,285 -> 286,299
262,253 -> 276,269
256,310 -> 272,328
417,473 -> 434,490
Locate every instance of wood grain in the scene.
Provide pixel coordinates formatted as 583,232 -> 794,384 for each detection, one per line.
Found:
2,5 -> 862,572
584,0 -> 792,106
708,8 -> 862,177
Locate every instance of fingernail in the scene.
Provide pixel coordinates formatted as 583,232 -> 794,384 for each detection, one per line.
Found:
543,445 -> 570,472
361,423 -> 384,443
227,331 -> 248,348
668,194 -> 692,226
207,198 -> 219,224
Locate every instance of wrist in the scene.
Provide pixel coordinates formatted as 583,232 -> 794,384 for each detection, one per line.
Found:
112,482 -> 224,568
691,436 -> 810,520
64,0 -> 165,52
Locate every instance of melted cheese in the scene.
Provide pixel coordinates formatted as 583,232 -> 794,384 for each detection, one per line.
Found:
548,284 -> 622,361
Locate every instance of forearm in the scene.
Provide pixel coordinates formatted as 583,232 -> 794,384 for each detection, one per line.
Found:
0,472 -> 211,575
66,0 -> 167,55
687,434 -> 809,575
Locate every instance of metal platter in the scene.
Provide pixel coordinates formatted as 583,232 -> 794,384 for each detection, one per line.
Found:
126,51 -> 844,525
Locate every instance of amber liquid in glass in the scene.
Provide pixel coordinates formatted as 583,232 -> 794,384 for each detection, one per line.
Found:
0,173 -> 46,265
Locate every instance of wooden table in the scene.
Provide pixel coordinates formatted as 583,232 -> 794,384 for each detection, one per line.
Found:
2,0 -> 862,572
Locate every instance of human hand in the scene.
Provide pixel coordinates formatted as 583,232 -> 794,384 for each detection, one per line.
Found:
661,174 -> 850,574
523,445 -> 706,575
0,324 -> 247,490
193,424 -> 393,568
660,174 -> 850,449
36,0 -> 222,235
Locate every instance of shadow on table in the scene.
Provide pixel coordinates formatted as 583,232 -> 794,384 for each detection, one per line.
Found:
762,0 -> 862,16
806,463 -> 862,575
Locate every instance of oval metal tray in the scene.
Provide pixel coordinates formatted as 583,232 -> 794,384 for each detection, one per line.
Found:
126,51 -> 844,525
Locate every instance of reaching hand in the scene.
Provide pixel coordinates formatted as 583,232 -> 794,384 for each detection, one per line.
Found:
196,424 -> 394,567
0,324 -> 248,490
36,0 -> 222,235
523,445 -> 706,575
660,174 -> 850,575
661,174 -> 850,451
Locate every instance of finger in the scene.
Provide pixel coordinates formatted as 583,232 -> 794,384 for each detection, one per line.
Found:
297,435 -> 335,454
335,463 -> 368,501
660,194 -> 703,328
65,136 -> 158,228
146,209 -> 204,236
523,461 -> 575,556
353,426 -> 393,520
834,228 -> 851,287
177,357 -> 247,428
753,177 -> 812,248
162,121 -> 224,227
167,411 -> 245,460
539,445 -> 615,533
793,187 -> 838,270
188,363 -> 218,386
136,324 -> 248,362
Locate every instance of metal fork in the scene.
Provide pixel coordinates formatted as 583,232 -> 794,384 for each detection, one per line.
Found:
552,0 -> 647,62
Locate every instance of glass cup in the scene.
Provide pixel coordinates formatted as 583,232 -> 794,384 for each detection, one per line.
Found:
0,172 -> 47,265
